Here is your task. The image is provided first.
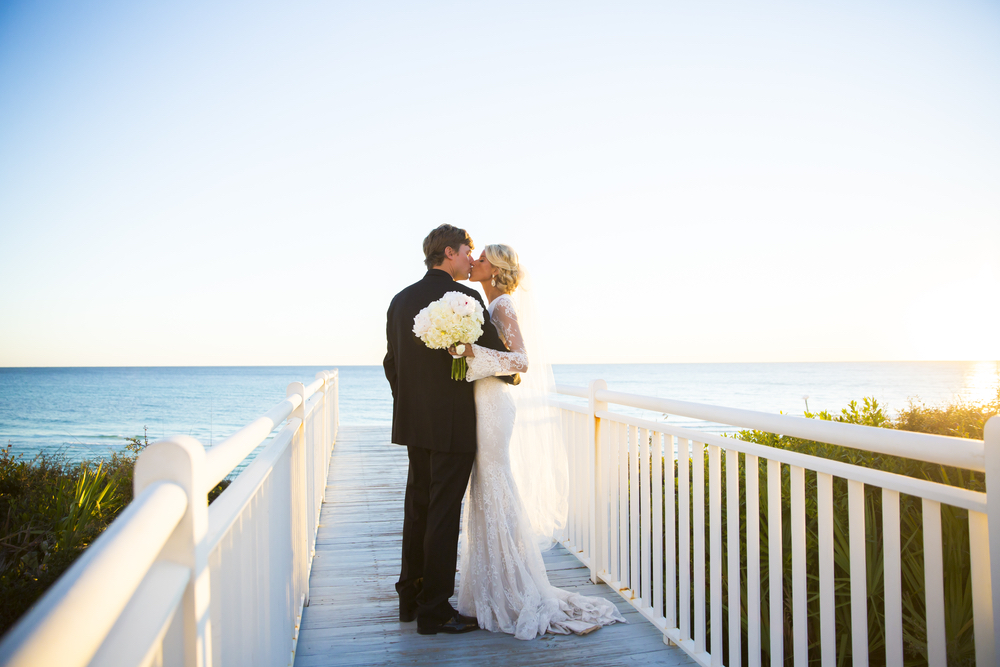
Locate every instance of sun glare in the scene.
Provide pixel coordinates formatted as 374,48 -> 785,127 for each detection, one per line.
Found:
961,360 -> 1000,405
905,269 -> 1000,362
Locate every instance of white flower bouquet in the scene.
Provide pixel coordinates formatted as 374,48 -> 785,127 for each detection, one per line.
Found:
412,291 -> 485,380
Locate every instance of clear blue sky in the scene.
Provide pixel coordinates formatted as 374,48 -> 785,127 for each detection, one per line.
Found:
1,1 -> 998,366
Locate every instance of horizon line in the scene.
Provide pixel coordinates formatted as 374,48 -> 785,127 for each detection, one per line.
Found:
2,360 -> 998,370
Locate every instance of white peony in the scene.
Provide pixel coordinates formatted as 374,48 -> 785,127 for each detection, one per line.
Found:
445,291 -> 478,317
413,310 -> 432,337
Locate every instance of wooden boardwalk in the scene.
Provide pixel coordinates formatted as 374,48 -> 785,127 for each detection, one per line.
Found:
294,425 -> 697,667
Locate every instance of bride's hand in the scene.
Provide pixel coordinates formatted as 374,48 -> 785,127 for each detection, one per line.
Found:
447,344 -> 475,358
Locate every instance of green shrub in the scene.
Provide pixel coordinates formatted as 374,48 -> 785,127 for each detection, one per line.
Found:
894,385 -> 1000,440
0,432 -> 231,636
0,444 -> 132,634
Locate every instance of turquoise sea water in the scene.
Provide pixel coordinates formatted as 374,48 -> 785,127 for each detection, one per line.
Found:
0,362 -> 997,463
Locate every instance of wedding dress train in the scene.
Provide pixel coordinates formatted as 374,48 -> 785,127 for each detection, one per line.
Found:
457,294 -> 624,640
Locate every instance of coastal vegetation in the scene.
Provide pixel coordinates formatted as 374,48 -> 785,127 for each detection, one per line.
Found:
0,430 -> 230,636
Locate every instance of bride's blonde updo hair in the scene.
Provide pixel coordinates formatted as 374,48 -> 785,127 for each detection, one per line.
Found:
484,244 -> 521,293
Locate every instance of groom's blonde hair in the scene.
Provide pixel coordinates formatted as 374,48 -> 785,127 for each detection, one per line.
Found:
423,224 -> 473,270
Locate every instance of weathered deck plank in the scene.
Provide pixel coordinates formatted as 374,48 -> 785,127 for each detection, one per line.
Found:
294,425 -> 696,667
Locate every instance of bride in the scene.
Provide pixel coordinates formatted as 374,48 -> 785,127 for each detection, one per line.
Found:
447,244 -> 625,640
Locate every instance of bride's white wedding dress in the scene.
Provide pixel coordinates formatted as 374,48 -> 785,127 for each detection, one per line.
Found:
457,293 -> 624,640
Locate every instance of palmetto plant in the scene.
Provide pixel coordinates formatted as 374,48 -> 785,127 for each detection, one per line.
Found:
52,462 -> 122,552
0,434 -> 232,635
1,446 -> 130,634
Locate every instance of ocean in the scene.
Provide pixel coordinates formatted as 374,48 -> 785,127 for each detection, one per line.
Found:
0,362 -> 997,465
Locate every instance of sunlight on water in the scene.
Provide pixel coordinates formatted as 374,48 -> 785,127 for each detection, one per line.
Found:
960,360 -> 1000,404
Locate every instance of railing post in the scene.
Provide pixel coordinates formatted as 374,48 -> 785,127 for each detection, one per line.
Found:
315,371 -> 329,499
315,371 -> 327,456
311,371 -> 328,543
332,369 -> 339,443
133,436 -> 212,667
985,415 -> 1000,659
588,379 -> 607,584
287,381 -> 309,608
288,381 -> 306,423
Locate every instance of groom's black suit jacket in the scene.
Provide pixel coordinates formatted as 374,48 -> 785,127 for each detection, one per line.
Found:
384,269 -> 513,454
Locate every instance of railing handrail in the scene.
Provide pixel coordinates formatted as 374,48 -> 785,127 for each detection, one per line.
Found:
554,384 -> 588,398
555,383 -> 985,472
0,482 -> 188,667
203,376 -> 329,489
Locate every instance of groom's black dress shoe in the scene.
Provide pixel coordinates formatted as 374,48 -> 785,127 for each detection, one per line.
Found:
417,613 -> 480,635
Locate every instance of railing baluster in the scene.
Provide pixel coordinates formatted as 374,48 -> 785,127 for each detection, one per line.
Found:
745,454 -> 761,667
709,444 -> 722,664
640,427 -> 651,608
591,380 -> 607,582
666,433 -> 677,632
577,412 -> 585,556
922,498 -> 947,666
571,412 -> 579,551
817,472 -> 835,667
767,459 -> 783,667
609,420 -> 620,584
581,412 -> 591,561
562,410 -> 571,548
694,441 -> 706,655
986,416 -> 1000,659
848,480 -> 868,667
679,438 -> 691,641
630,425 -> 640,597
570,414 -> 582,553
969,509 -> 996,667
791,466 -> 807,666
239,495 -> 253,664
653,431 -> 664,622
562,410 -> 571,547
598,412 -> 609,579
576,411 -> 583,551
882,488 -> 903,667
726,448 -> 741,667
619,422 -> 630,589
581,412 -> 588,555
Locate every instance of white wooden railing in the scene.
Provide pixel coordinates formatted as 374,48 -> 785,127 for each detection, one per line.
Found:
554,380 -> 1000,667
0,370 -> 339,667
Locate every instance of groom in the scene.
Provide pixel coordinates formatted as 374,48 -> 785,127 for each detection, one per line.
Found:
384,224 -> 517,635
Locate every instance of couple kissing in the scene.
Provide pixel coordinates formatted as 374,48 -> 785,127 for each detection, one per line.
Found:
383,224 -> 624,640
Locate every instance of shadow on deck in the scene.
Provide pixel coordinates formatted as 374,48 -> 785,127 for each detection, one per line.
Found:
294,426 -> 696,667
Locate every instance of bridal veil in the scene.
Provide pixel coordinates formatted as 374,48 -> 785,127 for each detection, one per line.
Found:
505,268 -> 569,551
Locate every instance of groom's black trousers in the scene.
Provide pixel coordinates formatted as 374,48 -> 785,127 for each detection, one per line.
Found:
397,444 -> 475,624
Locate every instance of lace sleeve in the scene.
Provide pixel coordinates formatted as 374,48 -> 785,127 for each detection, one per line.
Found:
465,297 -> 529,382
